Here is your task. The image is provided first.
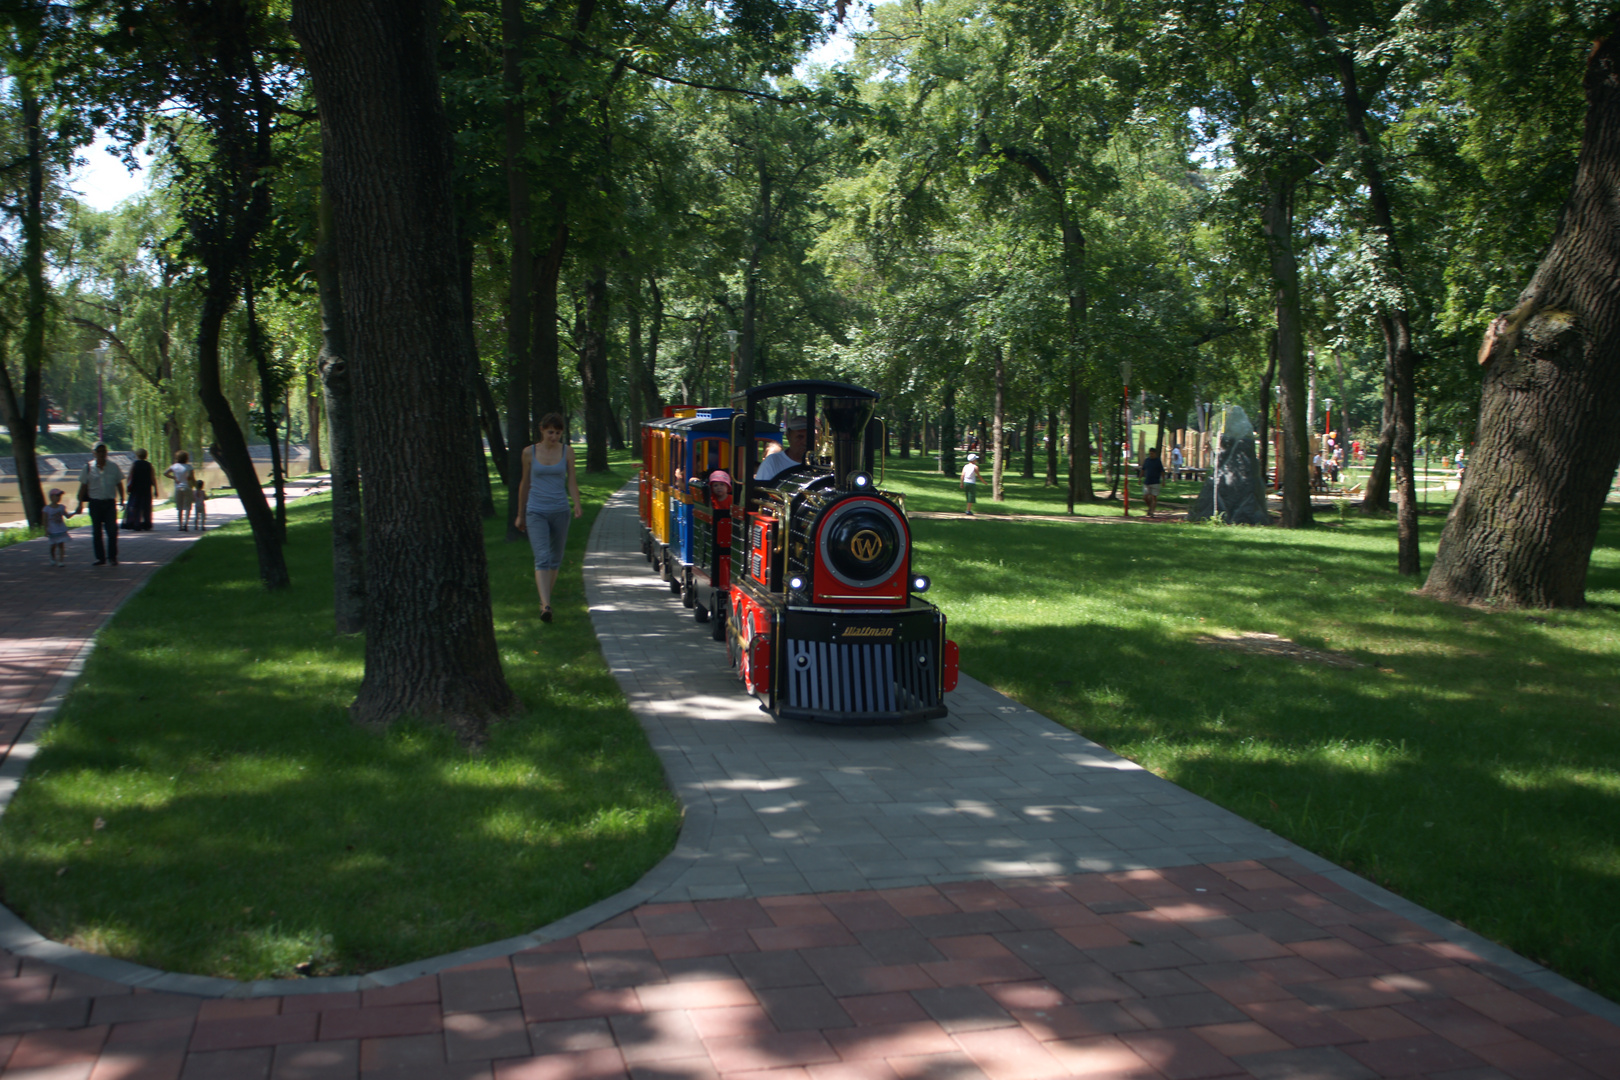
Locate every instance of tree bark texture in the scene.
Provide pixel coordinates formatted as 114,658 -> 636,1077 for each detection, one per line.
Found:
939,386 -> 956,479
991,341 -> 1005,501
1023,410 -> 1035,478
1045,405 -> 1058,486
1363,350 -> 1395,511
579,264 -> 612,471
502,0 -> 533,536
1068,382 -> 1094,508
532,213 -> 568,422
1423,24 -> 1620,607
306,372 -> 324,472
294,0 -> 517,735
0,80 -> 49,528
1258,332 -> 1276,484
315,183 -> 365,635
1261,169 -> 1313,528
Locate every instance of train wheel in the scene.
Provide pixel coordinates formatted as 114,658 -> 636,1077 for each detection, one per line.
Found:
710,606 -> 726,642
681,571 -> 696,608
694,598 -> 709,623
668,575 -> 682,595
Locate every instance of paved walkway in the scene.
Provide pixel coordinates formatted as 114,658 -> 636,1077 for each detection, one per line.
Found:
0,484 -> 1616,1078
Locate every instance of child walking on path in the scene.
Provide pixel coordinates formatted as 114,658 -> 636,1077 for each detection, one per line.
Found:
191,479 -> 207,532
43,488 -> 76,567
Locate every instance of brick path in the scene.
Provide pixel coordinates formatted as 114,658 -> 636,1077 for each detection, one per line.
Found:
0,484 -> 1616,1078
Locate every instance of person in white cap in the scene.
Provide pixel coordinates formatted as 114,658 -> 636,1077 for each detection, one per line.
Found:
960,453 -> 981,515
756,415 -> 811,481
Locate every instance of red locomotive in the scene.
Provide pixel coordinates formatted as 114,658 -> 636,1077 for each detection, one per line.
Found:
635,379 -> 958,725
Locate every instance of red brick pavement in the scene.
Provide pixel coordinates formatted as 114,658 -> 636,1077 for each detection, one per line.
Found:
3,861 -> 1618,1078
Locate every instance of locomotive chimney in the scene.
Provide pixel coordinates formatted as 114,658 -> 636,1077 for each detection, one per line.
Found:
819,394 -> 876,485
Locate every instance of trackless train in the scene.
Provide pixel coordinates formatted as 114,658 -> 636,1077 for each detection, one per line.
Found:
638,380 -> 958,725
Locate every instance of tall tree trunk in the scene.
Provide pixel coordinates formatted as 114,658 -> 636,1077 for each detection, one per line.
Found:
502,0 -> 533,536
1261,168 -> 1313,528
315,181 -> 365,633
294,0 -> 517,736
1331,348 -> 1351,453
197,280 -> 290,587
626,294 -> 645,457
1045,405 -> 1058,486
939,385 -> 956,479
0,80 -> 48,528
533,212 -> 568,422
1258,333 -> 1277,486
1068,382 -> 1094,508
244,281 -> 288,538
1301,0 -> 1417,564
898,413 -> 911,460
1363,353 -> 1395,511
1423,21 -> 1620,607
306,372 -> 323,472
992,341 -> 1006,501
1023,410 -> 1035,478
578,265 -> 612,471
1386,314 -> 1421,574
642,275 -> 667,417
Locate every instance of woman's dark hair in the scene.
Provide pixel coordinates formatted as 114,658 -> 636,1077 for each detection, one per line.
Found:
538,413 -> 567,433
176,451 -> 190,463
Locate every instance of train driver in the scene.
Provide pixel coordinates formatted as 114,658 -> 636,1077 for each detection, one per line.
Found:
755,415 -> 811,481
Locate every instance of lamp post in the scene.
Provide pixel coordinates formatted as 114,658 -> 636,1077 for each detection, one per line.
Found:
1323,396 -> 1333,442
725,329 -> 739,400
1119,360 -> 1131,517
93,342 -> 111,443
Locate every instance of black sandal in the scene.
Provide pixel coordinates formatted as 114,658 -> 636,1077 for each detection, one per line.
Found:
541,606 -> 553,623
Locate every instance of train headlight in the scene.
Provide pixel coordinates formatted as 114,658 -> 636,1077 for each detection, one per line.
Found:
849,471 -> 873,490
911,575 -> 930,593
789,575 -> 805,591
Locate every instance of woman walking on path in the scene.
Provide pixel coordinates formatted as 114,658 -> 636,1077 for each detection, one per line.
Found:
514,413 -> 582,623
165,452 -> 193,531
123,449 -> 156,530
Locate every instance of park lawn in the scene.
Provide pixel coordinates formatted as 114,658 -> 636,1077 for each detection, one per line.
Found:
0,429 -> 100,455
889,450 -> 1461,520
881,454 -> 1620,1002
0,463 -> 681,981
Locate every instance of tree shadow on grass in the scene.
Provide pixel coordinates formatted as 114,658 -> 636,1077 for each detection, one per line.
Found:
0,480 -> 680,981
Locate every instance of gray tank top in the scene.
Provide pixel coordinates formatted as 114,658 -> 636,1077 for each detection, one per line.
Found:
527,447 -> 569,513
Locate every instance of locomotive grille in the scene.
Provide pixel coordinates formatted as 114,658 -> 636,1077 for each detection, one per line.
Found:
784,637 -> 940,715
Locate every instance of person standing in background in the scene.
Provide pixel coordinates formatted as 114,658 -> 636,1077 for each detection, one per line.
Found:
77,443 -> 125,566
165,451 -> 194,531
123,449 -> 156,530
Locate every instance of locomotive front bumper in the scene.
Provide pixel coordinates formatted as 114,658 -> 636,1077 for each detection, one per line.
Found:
773,601 -> 951,725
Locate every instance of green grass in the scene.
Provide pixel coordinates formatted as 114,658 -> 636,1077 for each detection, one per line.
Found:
0,429 -> 100,455
0,463 -> 680,980
1,524 -> 43,549
879,455 -> 1620,1001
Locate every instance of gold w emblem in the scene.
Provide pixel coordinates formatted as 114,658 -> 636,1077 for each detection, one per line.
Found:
850,529 -> 884,562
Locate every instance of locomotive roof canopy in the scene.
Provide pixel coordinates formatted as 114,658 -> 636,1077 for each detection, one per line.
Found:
731,380 -> 879,409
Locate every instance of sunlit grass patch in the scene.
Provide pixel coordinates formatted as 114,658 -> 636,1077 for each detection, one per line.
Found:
883,454 -> 1620,1002
0,462 -> 679,981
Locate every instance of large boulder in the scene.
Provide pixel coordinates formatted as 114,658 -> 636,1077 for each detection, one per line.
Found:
1188,407 -> 1271,525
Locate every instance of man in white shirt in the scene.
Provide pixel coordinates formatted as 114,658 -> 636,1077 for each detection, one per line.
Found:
77,443 -> 126,566
755,416 -> 811,482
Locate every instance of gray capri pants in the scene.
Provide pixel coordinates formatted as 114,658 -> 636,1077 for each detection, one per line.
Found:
526,508 -> 572,571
